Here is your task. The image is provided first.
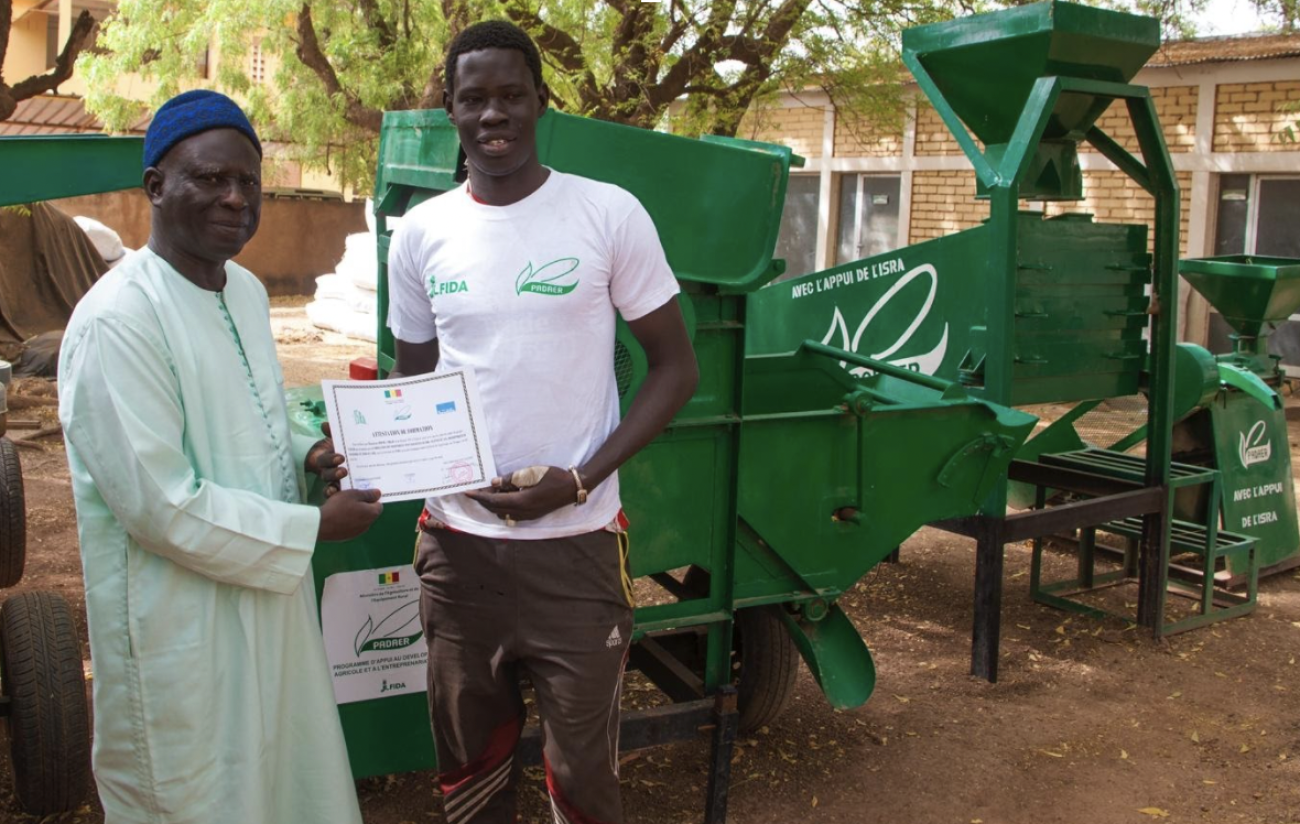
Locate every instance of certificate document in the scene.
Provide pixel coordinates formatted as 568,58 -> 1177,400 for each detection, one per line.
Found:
321,370 -> 497,502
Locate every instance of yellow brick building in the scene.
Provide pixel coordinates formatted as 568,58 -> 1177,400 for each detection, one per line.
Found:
739,33 -> 1300,352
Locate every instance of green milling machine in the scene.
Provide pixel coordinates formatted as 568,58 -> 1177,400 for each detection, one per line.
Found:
1175,256 -> 1300,579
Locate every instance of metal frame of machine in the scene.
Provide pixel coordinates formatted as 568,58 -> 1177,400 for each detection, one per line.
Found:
893,2 -> 1248,678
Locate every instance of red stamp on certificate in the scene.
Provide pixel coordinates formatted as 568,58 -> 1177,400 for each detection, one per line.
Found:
449,461 -> 474,484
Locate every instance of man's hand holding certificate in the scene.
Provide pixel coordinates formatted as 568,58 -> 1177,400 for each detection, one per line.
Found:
321,369 -> 497,503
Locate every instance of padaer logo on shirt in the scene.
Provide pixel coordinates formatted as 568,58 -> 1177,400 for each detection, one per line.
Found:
516,257 -> 580,297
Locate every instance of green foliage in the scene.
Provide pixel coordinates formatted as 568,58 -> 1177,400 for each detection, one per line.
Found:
1130,0 -> 1210,40
78,0 -> 1207,190
80,0 -> 469,188
1252,0 -> 1298,29
1280,100 -> 1298,144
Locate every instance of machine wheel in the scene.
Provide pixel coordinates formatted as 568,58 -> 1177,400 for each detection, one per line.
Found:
733,605 -> 800,732
1,591 -> 90,816
0,437 -> 25,589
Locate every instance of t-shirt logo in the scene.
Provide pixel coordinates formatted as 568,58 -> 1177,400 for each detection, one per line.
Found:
427,274 -> 469,297
515,257 -> 580,296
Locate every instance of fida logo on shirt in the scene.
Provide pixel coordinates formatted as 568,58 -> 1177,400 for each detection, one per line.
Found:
516,257 -> 580,296
426,274 -> 469,297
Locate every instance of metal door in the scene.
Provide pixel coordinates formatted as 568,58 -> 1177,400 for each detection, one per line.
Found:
835,175 -> 901,265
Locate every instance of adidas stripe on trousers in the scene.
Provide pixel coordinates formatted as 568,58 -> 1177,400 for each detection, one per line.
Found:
416,526 -> 634,824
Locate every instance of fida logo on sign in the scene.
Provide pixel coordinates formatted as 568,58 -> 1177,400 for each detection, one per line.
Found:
1239,420 -> 1272,468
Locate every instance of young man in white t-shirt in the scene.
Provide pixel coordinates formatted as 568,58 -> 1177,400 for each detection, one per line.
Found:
386,20 -> 698,824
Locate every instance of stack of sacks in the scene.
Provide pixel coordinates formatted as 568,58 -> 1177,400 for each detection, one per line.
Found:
73,216 -> 131,268
305,201 -> 400,342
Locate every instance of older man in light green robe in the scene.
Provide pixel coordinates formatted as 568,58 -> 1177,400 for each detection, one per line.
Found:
58,90 -> 381,824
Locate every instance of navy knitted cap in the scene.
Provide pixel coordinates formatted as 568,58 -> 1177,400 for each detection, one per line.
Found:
143,90 -> 263,169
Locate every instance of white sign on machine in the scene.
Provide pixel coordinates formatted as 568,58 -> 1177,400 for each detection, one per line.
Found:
321,566 -> 427,704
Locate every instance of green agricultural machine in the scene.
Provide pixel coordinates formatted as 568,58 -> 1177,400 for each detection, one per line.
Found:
750,0 -> 1267,656
292,104 -> 1038,799
297,3 -> 1265,812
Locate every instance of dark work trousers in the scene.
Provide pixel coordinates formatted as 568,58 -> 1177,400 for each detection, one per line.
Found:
415,525 -> 634,824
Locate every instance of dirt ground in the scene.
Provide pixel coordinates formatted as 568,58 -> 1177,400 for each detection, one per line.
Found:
2,299 -> 1298,824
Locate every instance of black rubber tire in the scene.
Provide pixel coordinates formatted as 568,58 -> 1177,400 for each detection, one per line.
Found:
0,437 -> 25,588
1,591 -> 90,816
734,605 -> 801,732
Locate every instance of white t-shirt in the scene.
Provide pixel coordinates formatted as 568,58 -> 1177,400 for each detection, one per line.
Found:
387,170 -> 680,539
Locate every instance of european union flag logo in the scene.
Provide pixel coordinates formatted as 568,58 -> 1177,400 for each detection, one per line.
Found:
436,401 -> 456,414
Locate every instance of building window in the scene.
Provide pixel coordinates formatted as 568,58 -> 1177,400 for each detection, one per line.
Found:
249,39 -> 267,84
772,174 -> 820,283
835,174 -> 901,266
1210,173 -> 1300,374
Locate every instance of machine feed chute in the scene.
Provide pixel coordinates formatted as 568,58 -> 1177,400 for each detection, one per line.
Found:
1180,256 -> 1300,356
903,1 -> 1159,200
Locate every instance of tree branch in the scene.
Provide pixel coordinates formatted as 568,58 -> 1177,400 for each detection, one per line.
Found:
505,5 -> 599,110
647,30 -> 726,109
547,87 -> 573,112
442,0 -> 470,34
706,0 -> 811,135
293,4 -> 383,132
1,0 -> 13,77
416,73 -> 444,110
660,0 -> 695,55
504,6 -> 586,73
2,10 -> 96,122
357,0 -> 397,48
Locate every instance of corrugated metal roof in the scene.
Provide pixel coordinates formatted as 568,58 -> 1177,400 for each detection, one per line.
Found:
0,95 -> 150,136
1149,32 -> 1300,67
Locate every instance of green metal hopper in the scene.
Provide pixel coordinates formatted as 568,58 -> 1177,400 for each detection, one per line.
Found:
903,0 -> 1159,199
1180,255 -> 1300,342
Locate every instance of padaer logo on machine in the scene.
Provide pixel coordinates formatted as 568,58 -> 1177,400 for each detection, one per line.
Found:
516,257 -> 580,296
820,263 -> 950,376
1239,420 -> 1272,468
